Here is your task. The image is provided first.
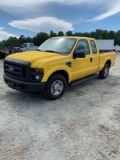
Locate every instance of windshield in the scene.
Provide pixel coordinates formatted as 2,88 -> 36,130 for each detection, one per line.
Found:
21,43 -> 27,48
37,38 -> 76,55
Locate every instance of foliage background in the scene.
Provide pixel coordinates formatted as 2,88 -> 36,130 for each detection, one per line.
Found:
0,29 -> 120,48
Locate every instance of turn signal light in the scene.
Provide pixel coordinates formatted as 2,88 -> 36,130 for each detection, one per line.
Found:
35,68 -> 44,73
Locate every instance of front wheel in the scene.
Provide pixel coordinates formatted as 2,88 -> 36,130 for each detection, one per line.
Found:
99,63 -> 110,79
44,74 -> 67,100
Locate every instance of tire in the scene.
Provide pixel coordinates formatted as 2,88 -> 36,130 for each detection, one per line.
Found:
44,74 -> 67,100
99,63 -> 110,79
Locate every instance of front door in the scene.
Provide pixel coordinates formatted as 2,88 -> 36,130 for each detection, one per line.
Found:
71,39 -> 92,81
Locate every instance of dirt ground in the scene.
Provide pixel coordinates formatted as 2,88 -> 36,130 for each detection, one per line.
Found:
0,53 -> 120,160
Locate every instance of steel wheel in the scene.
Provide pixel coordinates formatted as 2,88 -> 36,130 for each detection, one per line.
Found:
44,74 -> 67,100
104,65 -> 109,77
99,63 -> 110,79
51,80 -> 64,96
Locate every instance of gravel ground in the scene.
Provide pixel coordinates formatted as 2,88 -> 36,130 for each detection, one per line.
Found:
0,54 -> 120,160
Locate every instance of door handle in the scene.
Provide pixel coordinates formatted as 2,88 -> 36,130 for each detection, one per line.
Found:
90,57 -> 92,62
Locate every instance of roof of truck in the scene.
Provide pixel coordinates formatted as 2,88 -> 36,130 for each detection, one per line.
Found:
52,36 -> 95,40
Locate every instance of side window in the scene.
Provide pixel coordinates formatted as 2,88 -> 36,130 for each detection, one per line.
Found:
21,43 -> 27,48
29,43 -> 34,48
90,40 -> 97,54
75,40 -> 90,55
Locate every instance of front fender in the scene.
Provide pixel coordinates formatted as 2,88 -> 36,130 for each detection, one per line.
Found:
41,65 -> 71,83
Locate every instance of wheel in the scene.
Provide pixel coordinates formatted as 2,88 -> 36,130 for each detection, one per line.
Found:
44,74 -> 67,100
99,63 -> 110,79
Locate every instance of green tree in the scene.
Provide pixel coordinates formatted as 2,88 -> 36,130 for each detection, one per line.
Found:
58,31 -> 64,36
73,32 -> 83,36
66,31 -> 73,36
50,31 -> 57,37
0,40 -> 8,48
108,31 -> 115,39
19,35 -> 25,45
115,30 -> 120,45
34,32 -> 49,46
102,30 -> 109,39
25,36 -> 33,43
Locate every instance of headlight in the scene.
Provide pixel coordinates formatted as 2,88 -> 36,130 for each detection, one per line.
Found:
31,68 -> 44,82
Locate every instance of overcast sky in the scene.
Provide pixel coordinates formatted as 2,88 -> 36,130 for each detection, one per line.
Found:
0,0 -> 120,41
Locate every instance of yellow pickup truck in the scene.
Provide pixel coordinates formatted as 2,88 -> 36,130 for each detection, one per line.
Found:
4,37 -> 116,99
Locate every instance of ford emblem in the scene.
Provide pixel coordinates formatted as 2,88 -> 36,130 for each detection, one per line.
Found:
9,67 -> 14,71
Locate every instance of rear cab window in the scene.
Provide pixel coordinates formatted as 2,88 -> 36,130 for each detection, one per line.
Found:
90,40 -> 97,54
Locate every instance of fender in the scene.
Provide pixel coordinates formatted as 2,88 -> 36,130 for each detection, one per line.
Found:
99,55 -> 111,71
41,65 -> 71,83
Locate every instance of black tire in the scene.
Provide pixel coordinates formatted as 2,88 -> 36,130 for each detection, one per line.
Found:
99,63 -> 110,79
44,74 -> 67,100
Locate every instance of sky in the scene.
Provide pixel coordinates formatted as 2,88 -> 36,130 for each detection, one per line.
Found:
0,0 -> 120,41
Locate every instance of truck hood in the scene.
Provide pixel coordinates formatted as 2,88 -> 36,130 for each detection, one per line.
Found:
8,51 -> 63,67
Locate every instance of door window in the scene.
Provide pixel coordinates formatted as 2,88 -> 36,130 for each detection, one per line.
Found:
90,40 -> 97,54
75,40 -> 90,55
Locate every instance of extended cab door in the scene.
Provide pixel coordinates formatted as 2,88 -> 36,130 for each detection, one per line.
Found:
89,39 -> 99,73
71,39 -> 93,81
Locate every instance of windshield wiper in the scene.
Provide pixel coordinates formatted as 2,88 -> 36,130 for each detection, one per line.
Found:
44,50 -> 56,53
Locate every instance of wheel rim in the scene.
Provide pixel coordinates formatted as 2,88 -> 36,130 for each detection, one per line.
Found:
51,80 -> 64,96
104,66 -> 109,77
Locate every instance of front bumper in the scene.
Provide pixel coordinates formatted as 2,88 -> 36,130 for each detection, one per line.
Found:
4,75 -> 45,92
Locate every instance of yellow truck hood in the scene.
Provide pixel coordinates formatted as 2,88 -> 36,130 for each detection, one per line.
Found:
8,51 -> 62,67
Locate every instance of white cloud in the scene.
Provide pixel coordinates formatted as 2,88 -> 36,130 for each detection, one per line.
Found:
0,0 -> 119,19
0,0 -> 104,8
87,2 -> 120,22
9,17 -> 74,33
0,0 -> 120,23
0,28 -> 18,41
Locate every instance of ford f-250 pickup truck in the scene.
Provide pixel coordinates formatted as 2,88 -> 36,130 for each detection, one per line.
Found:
3,37 -> 116,100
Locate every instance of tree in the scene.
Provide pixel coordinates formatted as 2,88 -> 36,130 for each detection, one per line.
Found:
73,32 -> 83,36
1,29 -> 120,48
58,31 -> 64,36
25,36 -> 33,43
108,31 -> 115,39
0,40 -> 8,48
66,31 -> 73,36
102,30 -> 109,39
50,31 -> 57,37
19,35 -> 25,44
34,32 -> 49,46
115,30 -> 120,45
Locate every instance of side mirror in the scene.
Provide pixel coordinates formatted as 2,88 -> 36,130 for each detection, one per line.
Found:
73,51 -> 86,59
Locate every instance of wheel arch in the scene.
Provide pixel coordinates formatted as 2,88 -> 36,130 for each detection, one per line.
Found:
106,59 -> 111,67
48,70 -> 69,84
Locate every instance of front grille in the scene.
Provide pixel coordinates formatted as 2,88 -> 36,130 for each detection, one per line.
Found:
4,58 -> 31,81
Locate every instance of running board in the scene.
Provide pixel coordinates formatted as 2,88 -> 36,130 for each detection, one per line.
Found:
70,74 -> 98,86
